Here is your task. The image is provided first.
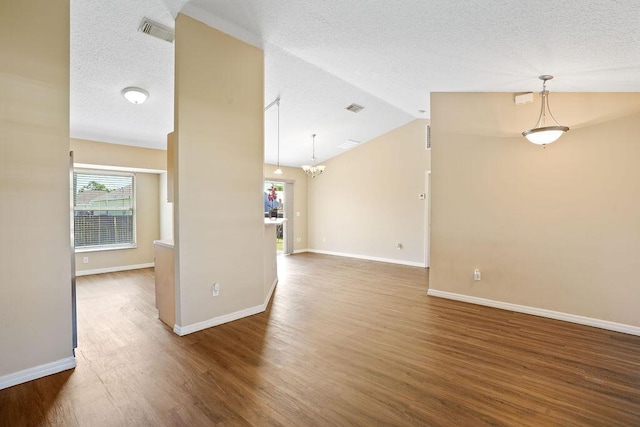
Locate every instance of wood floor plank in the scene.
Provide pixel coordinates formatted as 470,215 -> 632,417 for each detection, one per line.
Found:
1,254 -> 639,426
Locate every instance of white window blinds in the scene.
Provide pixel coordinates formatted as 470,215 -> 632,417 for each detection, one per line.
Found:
73,171 -> 135,249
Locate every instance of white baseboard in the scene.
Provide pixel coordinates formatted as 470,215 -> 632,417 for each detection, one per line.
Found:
264,277 -> 278,309
174,277 -> 279,336
292,249 -> 309,254
307,249 -> 426,268
427,289 -> 640,336
76,262 -> 154,277
0,356 -> 76,390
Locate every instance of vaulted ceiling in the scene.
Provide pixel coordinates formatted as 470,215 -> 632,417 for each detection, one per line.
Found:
70,0 -> 640,166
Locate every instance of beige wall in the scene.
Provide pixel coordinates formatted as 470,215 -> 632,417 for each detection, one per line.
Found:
70,138 -> 166,171
174,14 -> 265,327
308,119 -> 431,265
430,92 -> 640,327
263,224 -> 278,299
264,164 -> 308,252
71,139 -> 163,273
0,0 -> 72,377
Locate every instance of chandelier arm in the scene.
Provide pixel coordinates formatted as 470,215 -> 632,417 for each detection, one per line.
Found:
533,91 -> 546,128
543,93 -> 563,127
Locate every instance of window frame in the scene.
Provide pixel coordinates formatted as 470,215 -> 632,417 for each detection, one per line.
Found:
73,168 -> 137,253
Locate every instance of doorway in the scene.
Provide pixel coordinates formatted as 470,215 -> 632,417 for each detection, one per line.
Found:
264,179 -> 295,255
264,181 -> 286,254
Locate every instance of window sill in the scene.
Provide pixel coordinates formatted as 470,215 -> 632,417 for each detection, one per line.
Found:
75,244 -> 137,253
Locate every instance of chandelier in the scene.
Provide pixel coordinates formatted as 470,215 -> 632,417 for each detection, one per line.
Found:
301,134 -> 326,178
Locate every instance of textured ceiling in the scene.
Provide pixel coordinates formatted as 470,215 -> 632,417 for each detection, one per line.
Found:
70,0 -> 175,149
71,0 -> 640,165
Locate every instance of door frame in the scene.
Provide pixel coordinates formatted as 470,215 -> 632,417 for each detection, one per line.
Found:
424,171 -> 431,268
264,177 -> 295,255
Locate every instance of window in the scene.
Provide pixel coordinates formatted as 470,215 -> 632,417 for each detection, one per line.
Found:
73,170 -> 136,251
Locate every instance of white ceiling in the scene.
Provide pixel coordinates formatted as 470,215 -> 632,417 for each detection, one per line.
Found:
70,0 -> 640,166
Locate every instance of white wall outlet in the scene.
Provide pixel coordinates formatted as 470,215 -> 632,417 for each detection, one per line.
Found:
473,269 -> 481,281
82,257 -> 89,264
296,211 -> 301,217
212,283 -> 220,296
419,193 -> 426,200
296,237 -> 302,243
396,243 -> 403,250
322,237 -> 326,243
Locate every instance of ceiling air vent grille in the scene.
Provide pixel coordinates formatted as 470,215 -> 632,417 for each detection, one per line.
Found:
337,139 -> 361,150
345,103 -> 365,113
426,124 -> 431,150
138,18 -> 174,43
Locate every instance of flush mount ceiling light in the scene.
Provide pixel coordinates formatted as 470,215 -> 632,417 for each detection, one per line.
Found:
522,75 -> 569,145
122,87 -> 149,104
301,134 -> 326,178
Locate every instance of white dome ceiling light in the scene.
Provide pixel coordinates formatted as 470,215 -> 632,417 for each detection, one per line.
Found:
122,87 -> 149,104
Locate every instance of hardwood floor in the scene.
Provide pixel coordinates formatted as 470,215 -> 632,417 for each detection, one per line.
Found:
1,253 -> 639,426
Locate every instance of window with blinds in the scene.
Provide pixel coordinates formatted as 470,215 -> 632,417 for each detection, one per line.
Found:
73,171 -> 136,250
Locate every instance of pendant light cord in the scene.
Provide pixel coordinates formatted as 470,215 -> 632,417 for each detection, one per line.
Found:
276,98 -> 280,169
312,134 -> 316,163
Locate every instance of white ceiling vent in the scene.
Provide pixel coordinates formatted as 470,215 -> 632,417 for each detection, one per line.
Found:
138,18 -> 174,43
345,103 -> 365,113
337,139 -> 361,150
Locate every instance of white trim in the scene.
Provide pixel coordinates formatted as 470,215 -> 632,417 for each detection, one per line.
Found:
74,163 -> 166,174
264,277 -> 278,309
75,244 -> 137,253
307,249 -> 426,268
173,277 -> 279,336
427,289 -> 640,336
293,249 -> 309,254
0,356 -> 76,390
76,262 -> 154,276
424,171 -> 431,268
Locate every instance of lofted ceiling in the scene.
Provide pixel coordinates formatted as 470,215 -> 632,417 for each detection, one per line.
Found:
70,0 -> 640,166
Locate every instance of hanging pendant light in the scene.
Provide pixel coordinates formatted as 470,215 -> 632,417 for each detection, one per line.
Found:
522,75 -> 569,145
274,98 -> 283,175
301,134 -> 326,178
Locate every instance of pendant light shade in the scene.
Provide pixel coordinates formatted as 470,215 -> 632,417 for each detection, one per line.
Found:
522,75 -> 569,145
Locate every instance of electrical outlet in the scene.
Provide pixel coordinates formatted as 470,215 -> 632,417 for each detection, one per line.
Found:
419,193 -> 426,200
82,257 -> 89,264
296,211 -> 301,217
396,243 -> 402,250
212,283 -> 220,296
296,237 -> 302,243
473,269 -> 481,281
